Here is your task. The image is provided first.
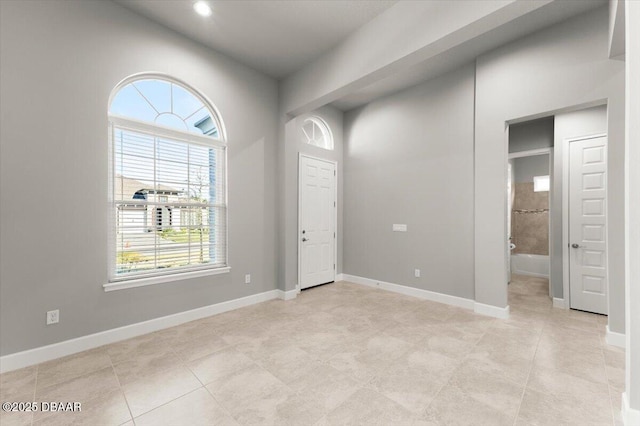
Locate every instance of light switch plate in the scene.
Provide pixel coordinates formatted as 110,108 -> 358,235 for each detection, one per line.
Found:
392,224 -> 407,232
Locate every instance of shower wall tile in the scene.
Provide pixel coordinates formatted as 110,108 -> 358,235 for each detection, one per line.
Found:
513,212 -> 549,255
514,183 -> 549,211
512,183 -> 549,255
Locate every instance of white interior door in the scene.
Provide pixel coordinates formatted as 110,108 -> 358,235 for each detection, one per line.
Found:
569,135 -> 607,314
299,155 -> 336,290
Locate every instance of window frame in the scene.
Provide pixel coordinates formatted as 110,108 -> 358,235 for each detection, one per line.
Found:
301,116 -> 334,150
105,74 -> 229,291
533,175 -> 550,192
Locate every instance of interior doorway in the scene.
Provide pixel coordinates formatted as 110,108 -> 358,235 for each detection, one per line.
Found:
298,154 -> 337,290
508,149 -> 552,295
505,107 -> 609,316
507,117 -> 554,300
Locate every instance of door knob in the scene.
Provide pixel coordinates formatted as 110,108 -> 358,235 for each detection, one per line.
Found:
571,243 -> 582,248
302,237 -> 308,242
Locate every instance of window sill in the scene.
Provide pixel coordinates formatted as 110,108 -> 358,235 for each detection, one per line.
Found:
103,266 -> 231,292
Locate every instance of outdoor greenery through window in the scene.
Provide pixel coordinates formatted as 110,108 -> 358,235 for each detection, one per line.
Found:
109,76 -> 227,281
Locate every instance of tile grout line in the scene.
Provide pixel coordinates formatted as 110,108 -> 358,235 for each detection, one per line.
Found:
179,340 -> 268,417
122,338 -> 209,421
202,385 -> 239,425
417,328 -> 491,421
107,353 -> 136,425
137,386 -> 205,422
201,359 -> 294,426
600,340 -> 620,426
168,341 -> 206,388
180,328 -> 296,426
511,318 -> 546,426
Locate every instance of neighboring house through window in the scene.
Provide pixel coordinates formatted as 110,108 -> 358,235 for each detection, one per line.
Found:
108,74 -> 227,283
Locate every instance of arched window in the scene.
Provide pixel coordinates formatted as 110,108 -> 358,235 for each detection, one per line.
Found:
107,74 -> 228,287
302,116 -> 333,150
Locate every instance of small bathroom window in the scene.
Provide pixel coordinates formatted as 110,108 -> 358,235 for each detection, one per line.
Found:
533,175 -> 550,192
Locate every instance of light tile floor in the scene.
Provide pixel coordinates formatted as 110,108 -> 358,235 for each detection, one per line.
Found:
0,274 -> 625,425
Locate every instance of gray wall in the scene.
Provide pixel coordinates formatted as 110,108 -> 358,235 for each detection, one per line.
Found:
513,155 -> 550,183
474,7 -> 625,320
509,118 -> 554,153
343,64 -> 475,299
626,0 -> 640,410
0,1 -> 278,355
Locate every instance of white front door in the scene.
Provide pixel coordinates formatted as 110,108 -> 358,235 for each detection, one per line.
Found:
299,155 -> 336,290
569,135 -> 607,314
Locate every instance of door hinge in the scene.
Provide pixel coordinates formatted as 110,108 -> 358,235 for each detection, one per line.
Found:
334,232 -> 336,238
334,201 -> 336,207
334,264 -> 336,269
334,170 -> 336,176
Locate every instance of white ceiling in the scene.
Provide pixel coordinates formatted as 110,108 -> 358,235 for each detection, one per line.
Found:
114,0 -> 397,78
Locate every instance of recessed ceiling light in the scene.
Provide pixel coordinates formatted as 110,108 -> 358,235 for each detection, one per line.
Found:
193,1 -> 212,17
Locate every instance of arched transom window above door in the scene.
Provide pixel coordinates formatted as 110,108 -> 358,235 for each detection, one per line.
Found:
302,116 -> 333,150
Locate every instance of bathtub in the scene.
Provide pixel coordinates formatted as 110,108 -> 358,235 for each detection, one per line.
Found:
510,254 -> 549,278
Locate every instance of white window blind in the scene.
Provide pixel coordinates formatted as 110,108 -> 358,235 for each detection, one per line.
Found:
110,120 -> 227,281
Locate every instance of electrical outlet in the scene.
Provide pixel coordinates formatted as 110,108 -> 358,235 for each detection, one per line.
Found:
392,224 -> 407,232
414,269 -> 421,278
245,274 -> 251,284
46,310 -> 59,325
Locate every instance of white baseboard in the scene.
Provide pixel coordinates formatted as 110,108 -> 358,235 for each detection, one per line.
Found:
340,273 -> 509,320
606,325 -> 626,348
622,392 -> 640,426
474,302 -> 510,319
335,273 -> 345,282
552,297 -> 568,309
0,289 -> 280,374
276,289 -> 298,301
341,274 -> 475,309
512,270 -> 549,279
511,269 -> 549,278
